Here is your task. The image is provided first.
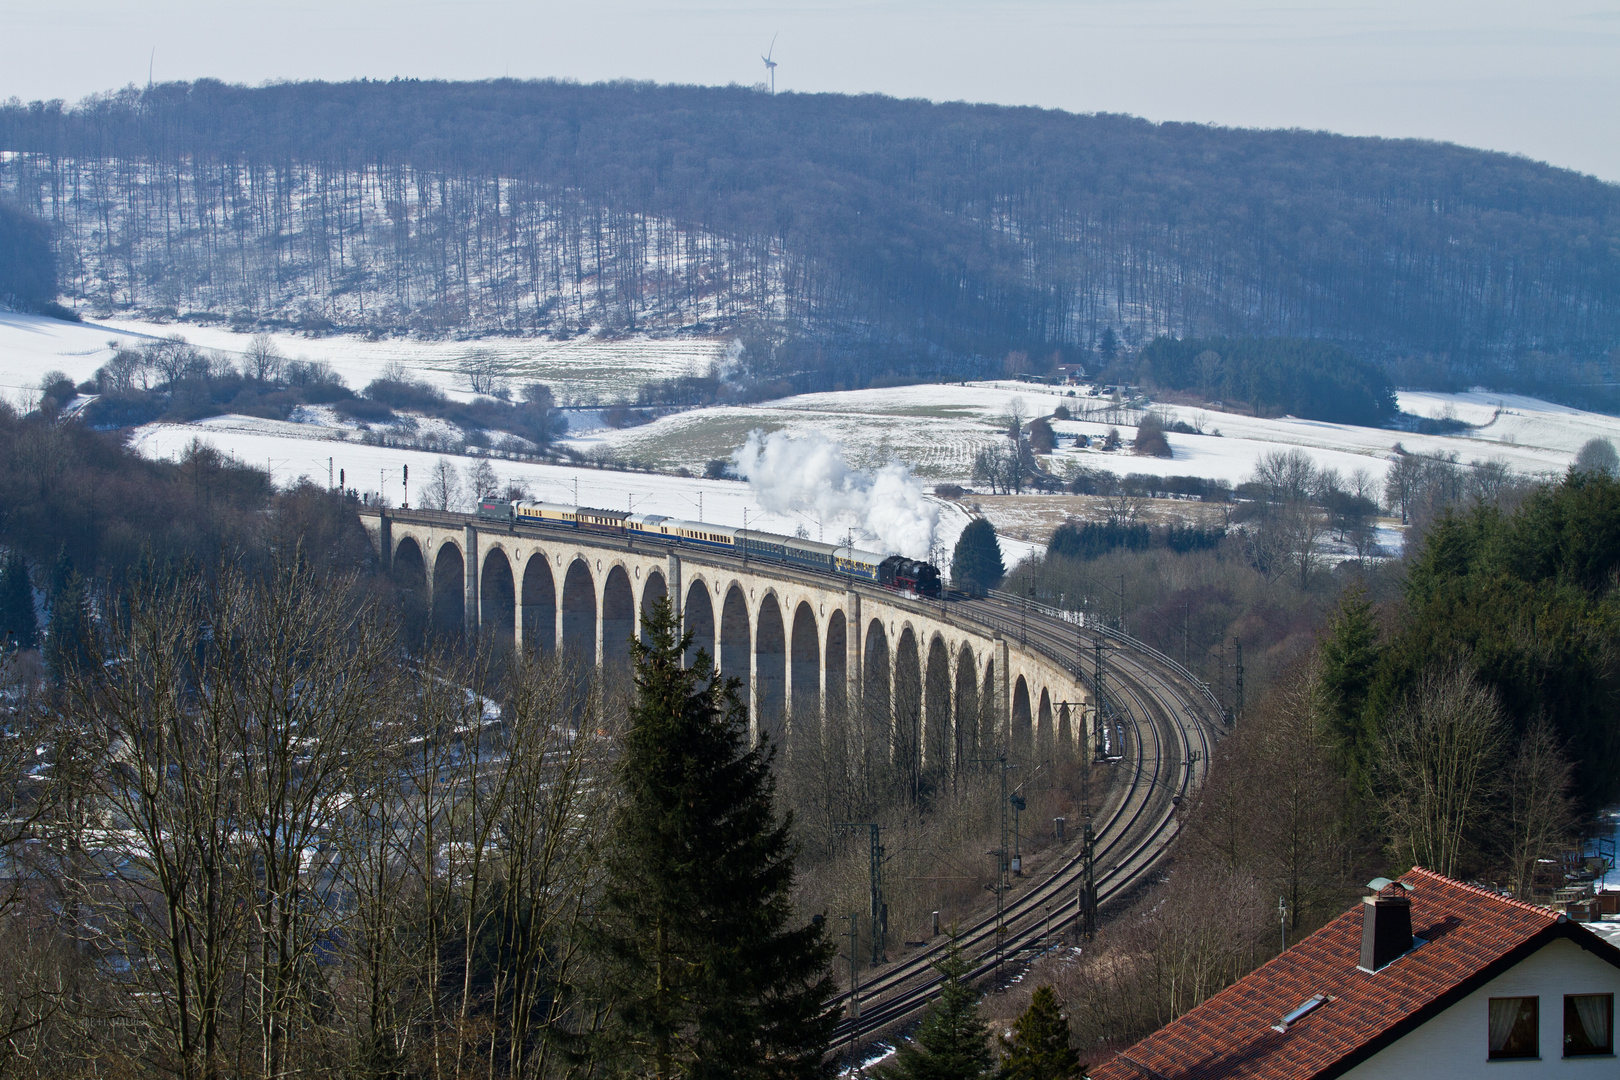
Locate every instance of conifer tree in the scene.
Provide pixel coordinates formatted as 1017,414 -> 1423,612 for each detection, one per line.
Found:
43,570 -> 89,684
1317,584 -> 1380,789
876,938 -> 993,1080
997,986 -> 1078,1080
951,519 -> 1005,596
0,549 -> 37,650
593,597 -> 835,1080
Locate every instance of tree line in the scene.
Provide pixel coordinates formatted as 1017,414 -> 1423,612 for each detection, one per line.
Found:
1128,337 -> 1398,426
997,450 -> 1618,1070
2,79 -> 1617,389
0,383 -> 1107,1079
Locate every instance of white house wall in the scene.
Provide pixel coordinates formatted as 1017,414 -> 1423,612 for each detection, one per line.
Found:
1341,936 -> 1620,1079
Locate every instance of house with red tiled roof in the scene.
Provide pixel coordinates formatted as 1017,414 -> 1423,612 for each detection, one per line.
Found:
1089,868 -> 1620,1079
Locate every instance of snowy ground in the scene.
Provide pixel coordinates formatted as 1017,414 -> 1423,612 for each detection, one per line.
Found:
574,380 -> 1610,486
0,309 -> 727,406
8,309 -> 1620,569
130,422 -> 983,567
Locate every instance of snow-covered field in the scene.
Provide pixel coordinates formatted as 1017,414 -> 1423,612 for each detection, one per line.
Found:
576,379 -> 1611,487
130,422 -> 982,566
6,308 -> 1619,568
0,310 -> 727,405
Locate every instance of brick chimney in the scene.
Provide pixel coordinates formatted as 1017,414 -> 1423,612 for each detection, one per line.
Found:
1359,877 -> 1414,973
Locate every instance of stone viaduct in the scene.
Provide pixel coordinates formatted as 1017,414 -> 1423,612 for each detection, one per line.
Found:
359,507 -> 1093,773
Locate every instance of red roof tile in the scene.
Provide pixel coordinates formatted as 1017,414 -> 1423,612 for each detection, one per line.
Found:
1088,868 -> 1620,1080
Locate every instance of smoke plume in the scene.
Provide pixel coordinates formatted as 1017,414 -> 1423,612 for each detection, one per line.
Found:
732,429 -> 938,559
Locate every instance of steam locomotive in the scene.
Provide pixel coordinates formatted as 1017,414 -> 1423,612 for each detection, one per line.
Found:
476,498 -> 943,598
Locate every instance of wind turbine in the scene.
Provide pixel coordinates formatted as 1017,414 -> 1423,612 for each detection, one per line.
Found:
761,33 -> 778,94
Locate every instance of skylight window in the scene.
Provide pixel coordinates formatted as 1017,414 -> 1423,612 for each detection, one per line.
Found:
1272,994 -> 1331,1033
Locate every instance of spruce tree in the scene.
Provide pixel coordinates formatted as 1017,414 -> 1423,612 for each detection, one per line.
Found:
593,597 -> 835,1080
951,519 -> 1005,596
0,550 -> 37,650
997,986 -> 1078,1080
43,570 -> 89,684
1317,584 -> 1380,789
876,938 -> 993,1080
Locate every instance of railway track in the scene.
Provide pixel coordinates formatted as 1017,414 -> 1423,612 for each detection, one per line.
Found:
368,508 -> 1222,1052
828,596 -> 1222,1055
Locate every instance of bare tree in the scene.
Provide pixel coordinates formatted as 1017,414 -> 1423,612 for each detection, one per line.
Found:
1246,451 -> 1325,588
1383,449 -> 1425,525
420,458 -> 463,512
971,442 -> 1022,495
478,657 -> 609,1079
462,352 -> 506,396
220,561 -> 396,1079
243,335 -> 284,384
466,459 -> 500,504
1252,449 -> 1317,504
1348,466 -> 1379,508
1503,718 -> 1576,900
283,359 -> 342,388
1574,437 -> 1619,477
142,335 -> 204,386
1467,457 -> 1517,503
1380,665 -> 1506,879
64,569 -> 250,1080
1102,480 -> 1149,526
97,345 -> 152,393
0,654 -> 75,1078
1054,864 -> 1273,1049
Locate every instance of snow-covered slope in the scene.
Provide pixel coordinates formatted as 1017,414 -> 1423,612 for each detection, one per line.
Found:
6,310 -> 1617,569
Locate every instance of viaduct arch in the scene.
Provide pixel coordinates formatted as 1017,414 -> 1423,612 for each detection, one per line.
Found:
361,508 -> 1094,773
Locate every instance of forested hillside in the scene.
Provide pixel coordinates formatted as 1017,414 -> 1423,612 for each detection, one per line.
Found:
2,79 -> 1617,388
0,200 -> 59,314
1132,337 -> 1398,425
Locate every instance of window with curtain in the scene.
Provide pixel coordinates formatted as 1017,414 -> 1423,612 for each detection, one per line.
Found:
1488,996 -> 1539,1059
1565,994 -> 1614,1057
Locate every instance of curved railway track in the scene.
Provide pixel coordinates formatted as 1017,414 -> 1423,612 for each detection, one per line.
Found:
366,508 -> 1222,1053
828,596 -> 1222,1054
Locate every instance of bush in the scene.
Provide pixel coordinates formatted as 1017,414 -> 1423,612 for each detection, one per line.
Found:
1028,416 -> 1056,454
1134,412 -> 1172,458
296,381 -> 353,405
333,397 -> 395,422
80,391 -> 166,428
365,376 -> 448,411
603,405 -> 654,429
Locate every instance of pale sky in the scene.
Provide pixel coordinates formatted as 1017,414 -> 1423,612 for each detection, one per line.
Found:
2,0 -> 1617,183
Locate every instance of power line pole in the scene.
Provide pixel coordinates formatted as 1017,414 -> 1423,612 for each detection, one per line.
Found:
836,823 -> 886,965
1093,632 -> 1110,758
973,750 -> 1017,974
1080,818 -> 1098,941
843,911 -> 860,1064
1235,638 -> 1245,724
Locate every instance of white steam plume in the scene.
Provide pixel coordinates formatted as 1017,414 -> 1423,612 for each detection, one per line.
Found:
732,429 -> 938,559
